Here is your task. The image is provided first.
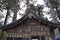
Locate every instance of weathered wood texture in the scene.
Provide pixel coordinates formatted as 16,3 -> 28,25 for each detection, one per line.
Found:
5,18 -> 50,38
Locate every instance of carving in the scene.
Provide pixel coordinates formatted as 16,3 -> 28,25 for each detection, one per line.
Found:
6,31 -> 50,37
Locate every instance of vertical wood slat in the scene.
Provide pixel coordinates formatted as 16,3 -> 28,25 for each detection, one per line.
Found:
39,20 -> 41,34
5,18 -> 51,40
54,28 -> 60,36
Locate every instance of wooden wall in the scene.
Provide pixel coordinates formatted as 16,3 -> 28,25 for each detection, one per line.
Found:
5,18 -> 50,38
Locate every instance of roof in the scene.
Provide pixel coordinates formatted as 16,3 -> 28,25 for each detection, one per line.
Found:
1,11 -> 60,30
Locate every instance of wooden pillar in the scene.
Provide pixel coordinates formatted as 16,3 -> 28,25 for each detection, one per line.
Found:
49,37 -> 52,40
39,20 -> 41,34
59,28 -> 60,34
50,27 -> 55,40
45,36 -> 49,40
54,28 -> 59,36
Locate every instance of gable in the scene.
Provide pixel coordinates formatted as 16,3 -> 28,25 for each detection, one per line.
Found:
23,17 -> 39,26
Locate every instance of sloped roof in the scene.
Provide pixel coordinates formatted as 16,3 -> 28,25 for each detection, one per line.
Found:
0,12 -> 60,30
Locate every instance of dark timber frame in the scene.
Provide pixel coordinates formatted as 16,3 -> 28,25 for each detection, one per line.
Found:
0,12 -> 60,40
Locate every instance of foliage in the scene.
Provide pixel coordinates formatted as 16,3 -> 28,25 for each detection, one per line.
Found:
37,4 -> 44,16
29,4 -> 36,11
49,0 -> 60,19
2,0 -> 15,9
49,0 -> 60,8
0,0 -> 16,37
25,4 -> 37,13
2,0 -> 16,25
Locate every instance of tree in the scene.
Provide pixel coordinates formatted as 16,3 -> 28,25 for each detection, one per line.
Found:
0,12 -> 4,26
0,12 -> 3,40
49,0 -> 60,20
25,4 -> 37,14
24,0 -> 43,16
13,0 -> 20,22
37,4 -> 44,16
2,0 -> 15,25
44,0 -> 59,23
22,0 -> 37,13
0,0 -> 18,39
0,0 -> 20,25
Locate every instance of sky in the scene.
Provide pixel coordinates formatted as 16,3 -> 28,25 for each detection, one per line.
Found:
0,0 -> 52,24
18,0 -> 51,20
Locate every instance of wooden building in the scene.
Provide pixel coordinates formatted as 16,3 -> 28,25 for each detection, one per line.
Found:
1,12 -> 60,40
